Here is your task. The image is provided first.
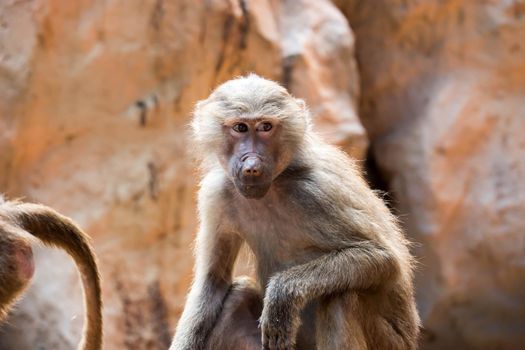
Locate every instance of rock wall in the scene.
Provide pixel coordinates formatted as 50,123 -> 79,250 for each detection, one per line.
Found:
0,0 -> 363,348
1,0 -> 524,349
337,1 -> 525,349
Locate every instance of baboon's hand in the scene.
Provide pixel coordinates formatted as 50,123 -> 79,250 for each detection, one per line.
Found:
260,304 -> 295,350
260,278 -> 300,350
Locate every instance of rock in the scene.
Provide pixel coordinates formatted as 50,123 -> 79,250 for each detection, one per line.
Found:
281,0 -> 366,159
0,0 -> 364,348
338,1 -> 525,348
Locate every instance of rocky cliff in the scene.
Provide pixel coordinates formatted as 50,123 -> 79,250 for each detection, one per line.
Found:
0,0 -> 523,349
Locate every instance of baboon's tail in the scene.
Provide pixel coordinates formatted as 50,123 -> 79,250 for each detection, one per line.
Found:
4,199 -> 103,350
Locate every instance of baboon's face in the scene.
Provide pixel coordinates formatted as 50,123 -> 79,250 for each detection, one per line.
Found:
222,116 -> 281,199
0,231 -> 33,310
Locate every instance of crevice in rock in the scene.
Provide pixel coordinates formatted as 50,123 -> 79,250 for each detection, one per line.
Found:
238,0 -> 250,50
215,14 -> 234,73
363,146 -> 395,211
114,275 -> 147,349
334,4 -> 398,213
147,161 -> 159,200
147,281 -> 171,348
135,100 -> 147,127
281,54 -> 298,90
150,0 -> 164,31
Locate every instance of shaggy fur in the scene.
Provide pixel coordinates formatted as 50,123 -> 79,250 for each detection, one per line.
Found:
171,75 -> 420,350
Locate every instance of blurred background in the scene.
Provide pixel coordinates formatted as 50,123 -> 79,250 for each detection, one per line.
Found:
0,0 -> 524,349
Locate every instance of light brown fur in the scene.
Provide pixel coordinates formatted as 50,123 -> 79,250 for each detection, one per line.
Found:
171,74 -> 420,350
0,196 -> 103,350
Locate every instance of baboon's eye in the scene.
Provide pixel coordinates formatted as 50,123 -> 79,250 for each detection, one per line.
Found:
232,123 -> 248,133
257,122 -> 273,132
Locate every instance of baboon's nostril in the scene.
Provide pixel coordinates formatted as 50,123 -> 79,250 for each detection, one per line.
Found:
243,168 -> 260,176
242,158 -> 262,177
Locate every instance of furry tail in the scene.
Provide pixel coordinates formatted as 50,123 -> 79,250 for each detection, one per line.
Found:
4,200 -> 103,350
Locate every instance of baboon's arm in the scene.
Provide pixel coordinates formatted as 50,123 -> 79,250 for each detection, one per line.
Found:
261,240 -> 398,349
170,226 -> 243,350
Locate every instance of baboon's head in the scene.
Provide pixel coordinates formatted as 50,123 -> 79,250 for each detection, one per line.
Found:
192,74 -> 311,199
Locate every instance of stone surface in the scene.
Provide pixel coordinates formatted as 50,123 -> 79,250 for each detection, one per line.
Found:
2,0 -> 524,349
281,0 -> 366,158
338,1 -> 525,349
0,0 -> 363,348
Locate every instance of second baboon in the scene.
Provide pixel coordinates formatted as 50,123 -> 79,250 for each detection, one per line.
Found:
0,196 -> 103,350
171,74 -> 420,350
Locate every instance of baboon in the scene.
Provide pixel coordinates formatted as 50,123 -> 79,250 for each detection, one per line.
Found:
171,74 -> 420,350
0,196 -> 103,350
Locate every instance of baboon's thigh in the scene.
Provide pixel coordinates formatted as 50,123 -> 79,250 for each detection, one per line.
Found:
316,293 -> 368,350
205,277 -> 262,350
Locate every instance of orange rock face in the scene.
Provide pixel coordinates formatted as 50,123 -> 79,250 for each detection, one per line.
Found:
338,1 -> 525,349
1,0 -> 524,349
0,0 -> 363,348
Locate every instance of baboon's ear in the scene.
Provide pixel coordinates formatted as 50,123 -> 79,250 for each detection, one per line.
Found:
293,98 -> 311,127
294,98 -> 306,110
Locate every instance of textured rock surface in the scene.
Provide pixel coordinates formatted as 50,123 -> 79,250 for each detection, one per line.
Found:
1,0 -> 524,349
0,0 -> 363,348
338,1 -> 525,349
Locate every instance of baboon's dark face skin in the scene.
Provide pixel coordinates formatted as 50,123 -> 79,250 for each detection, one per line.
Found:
222,116 -> 281,199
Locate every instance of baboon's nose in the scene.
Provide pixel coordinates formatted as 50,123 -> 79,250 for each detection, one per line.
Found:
242,157 -> 262,177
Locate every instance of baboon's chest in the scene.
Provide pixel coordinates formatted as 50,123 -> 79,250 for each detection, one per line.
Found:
231,194 -> 324,281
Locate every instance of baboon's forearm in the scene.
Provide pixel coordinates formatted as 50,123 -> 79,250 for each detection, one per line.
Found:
266,241 -> 399,309
171,276 -> 231,350
171,228 -> 242,350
